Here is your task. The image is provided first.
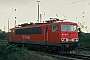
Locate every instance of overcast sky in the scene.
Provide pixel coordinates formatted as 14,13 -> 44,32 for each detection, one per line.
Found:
0,0 -> 90,32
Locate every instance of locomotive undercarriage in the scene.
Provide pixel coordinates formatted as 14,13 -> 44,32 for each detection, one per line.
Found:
9,41 -> 78,54
28,43 -> 78,54
57,44 -> 78,54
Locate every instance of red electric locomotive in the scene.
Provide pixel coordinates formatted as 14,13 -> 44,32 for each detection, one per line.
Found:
9,18 -> 79,53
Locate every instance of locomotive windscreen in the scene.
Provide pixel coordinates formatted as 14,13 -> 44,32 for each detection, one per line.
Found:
61,24 -> 77,31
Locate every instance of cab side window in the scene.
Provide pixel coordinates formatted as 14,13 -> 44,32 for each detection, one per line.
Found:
52,24 -> 58,32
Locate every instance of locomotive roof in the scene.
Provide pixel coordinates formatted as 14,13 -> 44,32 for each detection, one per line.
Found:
10,18 -> 77,30
10,21 -> 77,30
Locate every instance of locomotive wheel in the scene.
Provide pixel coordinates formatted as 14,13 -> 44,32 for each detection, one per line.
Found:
58,46 -> 64,54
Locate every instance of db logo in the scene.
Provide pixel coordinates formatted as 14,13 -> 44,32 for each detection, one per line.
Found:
22,35 -> 30,40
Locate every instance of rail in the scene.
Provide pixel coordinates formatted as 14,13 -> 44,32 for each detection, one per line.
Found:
35,51 -> 90,60
0,40 -> 8,44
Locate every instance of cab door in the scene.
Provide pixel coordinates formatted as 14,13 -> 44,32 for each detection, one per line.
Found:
45,26 -> 48,43
48,24 -> 59,43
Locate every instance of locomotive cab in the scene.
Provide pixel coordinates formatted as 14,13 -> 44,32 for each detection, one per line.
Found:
59,22 -> 79,52
45,18 -> 79,52
60,23 -> 78,43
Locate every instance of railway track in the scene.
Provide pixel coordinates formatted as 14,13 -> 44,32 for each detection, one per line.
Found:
0,40 -> 8,44
35,51 -> 90,60
78,47 -> 90,51
76,46 -> 90,57
65,54 -> 90,60
27,44 -> 90,60
78,44 -> 90,50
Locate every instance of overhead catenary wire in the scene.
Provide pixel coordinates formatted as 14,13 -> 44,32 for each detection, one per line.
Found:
0,0 -> 87,19
44,0 -> 86,11
0,0 -> 87,18
10,0 -> 86,15
12,0 -> 35,7
41,0 -> 86,18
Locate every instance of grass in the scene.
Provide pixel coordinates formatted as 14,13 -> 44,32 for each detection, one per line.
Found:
7,51 -> 56,60
79,33 -> 90,46
0,44 -> 57,60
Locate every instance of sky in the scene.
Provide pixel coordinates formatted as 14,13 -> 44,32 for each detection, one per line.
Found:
0,0 -> 90,32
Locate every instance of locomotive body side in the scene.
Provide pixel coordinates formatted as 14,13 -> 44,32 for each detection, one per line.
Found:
9,24 -> 46,43
9,23 -> 60,45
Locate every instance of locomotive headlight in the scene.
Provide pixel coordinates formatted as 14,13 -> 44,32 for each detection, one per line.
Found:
72,39 -> 75,42
61,38 -> 68,42
76,38 -> 79,42
72,38 -> 78,42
